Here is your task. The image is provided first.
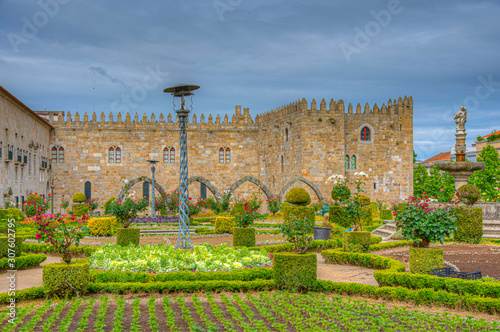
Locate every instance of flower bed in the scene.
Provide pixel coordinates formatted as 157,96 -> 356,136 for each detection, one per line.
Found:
89,243 -> 272,273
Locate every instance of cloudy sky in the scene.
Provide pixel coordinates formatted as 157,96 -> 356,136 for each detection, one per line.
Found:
1,0 -> 499,160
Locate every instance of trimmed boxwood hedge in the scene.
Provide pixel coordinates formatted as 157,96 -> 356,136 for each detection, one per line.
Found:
22,242 -> 98,256
116,228 -> 140,246
274,252 -> 317,292
360,206 -> 373,226
214,217 -> 235,234
452,206 -> 483,244
342,231 -> 371,253
0,236 -> 24,258
0,252 -> 47,270
42,258 -> 90,298
283,205 -> 315,228
409,247 -> 443,274
233,227 -> 256,247
328,206 -> 350,228
380,209 -> 393,220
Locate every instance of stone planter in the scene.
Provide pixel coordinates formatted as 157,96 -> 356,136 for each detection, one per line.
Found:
43,259 -> 90,298
409,247 -> 443,274
116,228 -> 140,246
313,226 -> 331,240
233,227 -> 256,247
274,252 -> 317,292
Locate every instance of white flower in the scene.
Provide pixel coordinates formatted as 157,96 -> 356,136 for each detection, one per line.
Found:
124,179 -> 129,184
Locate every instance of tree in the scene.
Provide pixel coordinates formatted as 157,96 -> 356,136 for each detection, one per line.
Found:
413,164 -> 454,201
413,163 -> 428,198
413,151 -> 417,163
469,144 -> 500,201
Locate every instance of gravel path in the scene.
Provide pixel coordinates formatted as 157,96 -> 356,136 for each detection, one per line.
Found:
0,255 -> 60,292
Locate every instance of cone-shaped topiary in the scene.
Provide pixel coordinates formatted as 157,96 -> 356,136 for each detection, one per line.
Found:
457,184 -> 480,206
72,192 -> 87,203
286,188 -> 311,206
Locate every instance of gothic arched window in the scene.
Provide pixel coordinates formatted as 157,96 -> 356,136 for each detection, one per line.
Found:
109,147 -> 115,163
219,147 -> 230,164
163,147 -> 169,163
51,147 -> 57,163
361,127 -> 371,141
351,155 -> 357,170
345,155 -> 349,169
84,181 -> 91,200
115,147 -> 121,164
58,147 -> 64,163
219,148 -> 224,163
281,155 -> 284,173
225,148 -> 230,163
170,147 -> 175,163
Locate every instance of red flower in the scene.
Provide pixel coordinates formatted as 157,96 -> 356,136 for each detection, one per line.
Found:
36,233 -> 41,240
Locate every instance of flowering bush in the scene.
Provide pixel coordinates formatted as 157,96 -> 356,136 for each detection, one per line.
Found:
278,216 -> 313,254
60,195 -> 70,212
327,174 -> 351,205
395,194 -> 457,248
247,191 -> 263,211
266,196 -> 280,216
89,243 -> 272,273
108,184 -> 149,228
232,203 -> 257,228
85,198 -> 100,212
35,213 -> 89,263
24,192 -> 51,217
343,172 -> 369,230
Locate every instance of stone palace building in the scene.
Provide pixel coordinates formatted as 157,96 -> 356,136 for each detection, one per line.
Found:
0,85 -> 414,209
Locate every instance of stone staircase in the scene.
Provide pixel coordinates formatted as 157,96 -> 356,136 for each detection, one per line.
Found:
483,220 -> 500,239
371,222 -> 398,240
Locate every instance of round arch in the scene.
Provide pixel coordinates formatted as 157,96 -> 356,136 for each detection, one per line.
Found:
227,176 -> 274,198
279,176 -> 325,203
118,176 -> 166,201
175,176 -> 220,199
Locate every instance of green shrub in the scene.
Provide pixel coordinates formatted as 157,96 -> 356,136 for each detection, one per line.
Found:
116,228 -> 140,246
322,248 -> 406,272
0,208 -> 25,223
274,252 -> 317,291
88,217 -> 117,236
409,247 -> 443,274
103,197 -> 117,215
71,204 -> 89,217
380,209 -> 393,220
452,207 -> 483,244
342,231 -> 371,253
397,203 -> 407,215
369,202 -> 378,213
280,202 -> 290,212
214,217 -> 235,234
283,205 -> 315,228
0,236 -> 24,258
42,258 -> 90,298
0,252 -> 47,270
232,202 -> 245,214
72,192 -> 87,203
360,206 -> 373,226
448,192 -> 456,202
285,188 -> 311,206
331,185 -> 351,202
233,227 -> 256,247
328,206 -> 350,228
356,194 -> 371,206
457,184 -> 480,206
22,242 -> 98,256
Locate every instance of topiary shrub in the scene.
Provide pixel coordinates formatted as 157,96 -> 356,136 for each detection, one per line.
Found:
274,252 -> 317,292
283,205 -> 315,228
356,194 -> 371,206
331,185 -> 351,202
214,217 -> 235,234
231,202 -> 245,215
42,258 -> 90,298
280,202 -> 290,212
448,192 -> 457,203
103,197 -> 117,215
342,231 -> 371,253
452,207 -> 483,244
71,204 -> 89,217
285,188 -> 311,206
0,236 -> 24,258
233,227 -> 256,247
328,206 -> 350,228
360,207 -> 373,226
369,202 -> 378,213
72,192 -> 87,203
409,247 -> 443,274
457,184 -> 480,206
380,209 -> 393,220
87,217 -> 117,237
116,228 -> 140,246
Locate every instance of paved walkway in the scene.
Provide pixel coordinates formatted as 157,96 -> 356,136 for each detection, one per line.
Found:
0,253 -> 378,292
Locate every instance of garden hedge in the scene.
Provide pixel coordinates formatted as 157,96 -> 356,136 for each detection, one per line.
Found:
116,228 -> 140,246
214,217 -> 235,234
0,208 -> 25,222
88,217 -> 117,236
342,231 -> 371,253
380,209 -> 393,220
360,206 -> 373,226
452,207 -> 483,244
233,227 -> 256,247
42,258 -> 90,298
328,206 -> 350,228
0,252 -> 47,270
409,247 -> 443,274
0,236 -> 24,258
22,242 -> 98,256
322,249 -> 406,272
274,252 -> 317,292
283,205 -> 315,228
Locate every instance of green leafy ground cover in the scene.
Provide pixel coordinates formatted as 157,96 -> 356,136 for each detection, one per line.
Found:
1,293 -> 499,331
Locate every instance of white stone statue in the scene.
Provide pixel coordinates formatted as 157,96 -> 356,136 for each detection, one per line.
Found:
454,106 -> 467,133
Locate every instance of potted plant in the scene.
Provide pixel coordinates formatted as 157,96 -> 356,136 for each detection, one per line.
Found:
275,215 -> 316,291
395,193 -> 457,274
232,202 -> 257,247
35,213 -> 90,298
108,181 -> 149,246
452,184 -> 482,243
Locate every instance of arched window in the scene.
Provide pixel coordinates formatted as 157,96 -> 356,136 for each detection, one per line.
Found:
84,181 -> 91,200
219,148 -> 224,163
143,181 -> 150,202
219,147 -> 230,164
281,155 -> 284,173
285,128 -> 289,142
225,148 -> 230,163
361,127 -> 371,141
51,147 -> 57,163
109,147 -> 115,163
170,147 -> 175,163
58,147 -> 64,163
115,147 -> 121,164
345,155 -> 349,169
351,155 -> 357,170
163,147 -> 169,163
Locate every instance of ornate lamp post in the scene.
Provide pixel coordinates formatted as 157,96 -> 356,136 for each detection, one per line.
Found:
50,176 -> 55,214
147,159 -> 159,217
164,84 -> 199,248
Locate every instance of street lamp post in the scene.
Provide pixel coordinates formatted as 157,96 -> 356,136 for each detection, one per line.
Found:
50,177 -> 54,214
147,159 -> 159,217
164,84 -> 199,249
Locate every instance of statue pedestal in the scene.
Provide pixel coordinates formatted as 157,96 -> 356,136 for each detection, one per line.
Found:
436,162 -> 485,191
